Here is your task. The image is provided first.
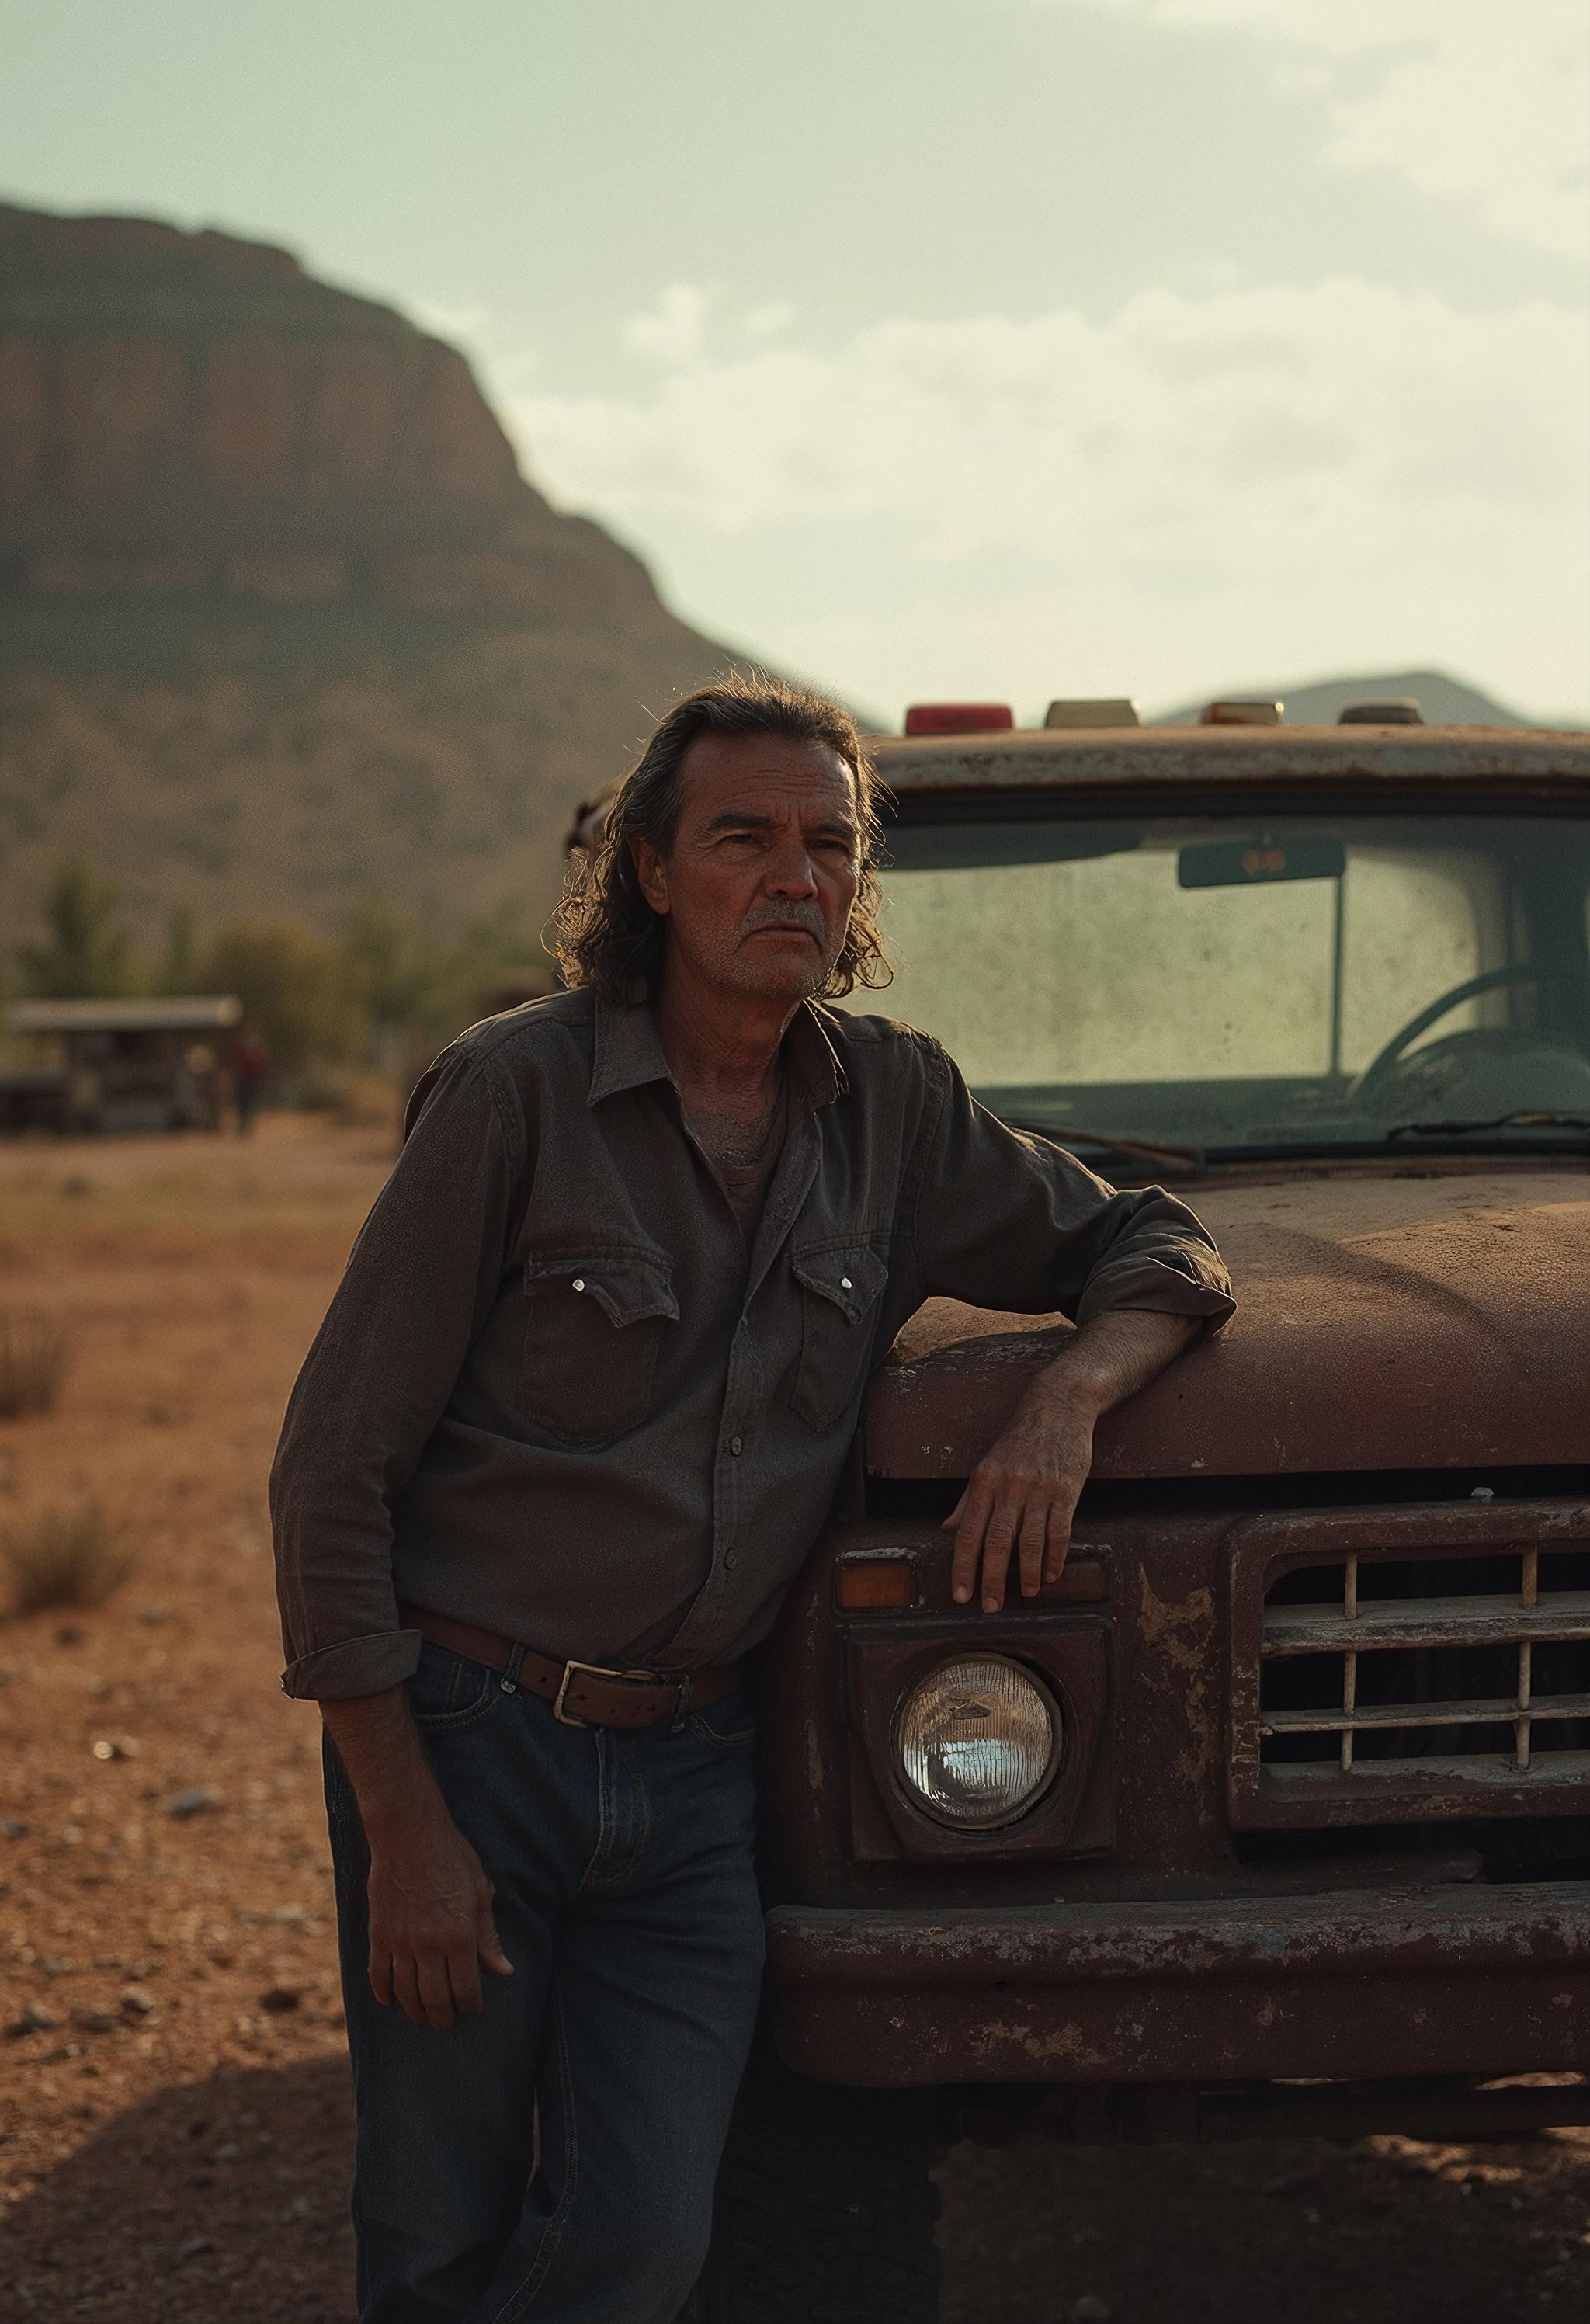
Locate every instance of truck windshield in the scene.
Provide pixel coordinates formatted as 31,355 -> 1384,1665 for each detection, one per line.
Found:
863,810 -> 1590,1156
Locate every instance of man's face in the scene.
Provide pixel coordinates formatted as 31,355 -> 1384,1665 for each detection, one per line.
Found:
634,732 -> 862,1005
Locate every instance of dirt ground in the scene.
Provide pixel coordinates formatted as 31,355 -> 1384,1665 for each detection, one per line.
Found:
1,1116 -> 1586,2323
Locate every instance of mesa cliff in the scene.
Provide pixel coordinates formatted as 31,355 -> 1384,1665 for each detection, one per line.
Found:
0,202 -> 743,945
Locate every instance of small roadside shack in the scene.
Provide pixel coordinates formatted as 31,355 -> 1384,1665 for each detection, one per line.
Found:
0,996 -> 242,1135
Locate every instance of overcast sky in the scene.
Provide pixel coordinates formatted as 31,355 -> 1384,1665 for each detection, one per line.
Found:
4,0 -> 1587,722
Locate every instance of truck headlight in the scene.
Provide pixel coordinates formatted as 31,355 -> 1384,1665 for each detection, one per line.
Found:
893,1655 -> 1063,1829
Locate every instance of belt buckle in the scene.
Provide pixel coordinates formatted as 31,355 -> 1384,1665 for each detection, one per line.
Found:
553,1656 -> 667,1728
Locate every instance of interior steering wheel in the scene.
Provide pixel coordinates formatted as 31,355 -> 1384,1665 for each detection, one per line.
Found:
1348,964 -> 1570,1109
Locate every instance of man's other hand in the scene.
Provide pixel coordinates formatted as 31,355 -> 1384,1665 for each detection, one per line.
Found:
944,1308 -> 1200,1612
319,1685 -> 515,2030
366,1806 -> 514,2030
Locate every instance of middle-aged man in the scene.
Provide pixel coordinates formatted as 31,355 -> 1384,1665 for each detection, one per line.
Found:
271,675 -> 1234,2324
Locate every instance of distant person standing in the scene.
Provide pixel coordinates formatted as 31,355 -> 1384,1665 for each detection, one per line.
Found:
231,1025 -> 269,1134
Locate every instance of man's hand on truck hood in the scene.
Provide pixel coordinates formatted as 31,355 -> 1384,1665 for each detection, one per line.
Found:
946,1308 -> 1200,1611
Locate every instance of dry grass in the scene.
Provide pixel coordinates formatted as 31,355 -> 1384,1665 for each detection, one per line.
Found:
0,1308 -> 73,1417
1,1501 -> 136,1617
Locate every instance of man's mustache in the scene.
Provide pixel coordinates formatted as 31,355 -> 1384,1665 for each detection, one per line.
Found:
738,901 -> 831,943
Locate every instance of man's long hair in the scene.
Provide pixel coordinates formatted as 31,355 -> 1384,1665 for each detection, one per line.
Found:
553,673 -> 894,1005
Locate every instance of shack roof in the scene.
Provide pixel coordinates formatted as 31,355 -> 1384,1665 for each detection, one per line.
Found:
6,996 -> 242,1035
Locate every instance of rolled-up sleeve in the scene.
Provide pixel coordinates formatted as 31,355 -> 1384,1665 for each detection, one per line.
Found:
269,1045 -> 526,1698
908,1044 -> 1234,1331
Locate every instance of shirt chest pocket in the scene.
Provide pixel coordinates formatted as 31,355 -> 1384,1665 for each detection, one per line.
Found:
519,1247 -> 679,1449
789,1243 -> 888,1433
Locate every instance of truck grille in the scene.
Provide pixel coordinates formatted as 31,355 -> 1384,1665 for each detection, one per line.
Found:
1260,1548 -> 1590,1781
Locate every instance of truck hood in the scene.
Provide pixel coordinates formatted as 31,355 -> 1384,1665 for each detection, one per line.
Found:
867,1166 -> 1590,1481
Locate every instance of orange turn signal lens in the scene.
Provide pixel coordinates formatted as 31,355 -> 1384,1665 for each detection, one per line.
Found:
835,1558 -> 915,1610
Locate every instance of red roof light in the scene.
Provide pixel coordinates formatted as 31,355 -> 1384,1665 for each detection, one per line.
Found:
903,702 -> 1015,736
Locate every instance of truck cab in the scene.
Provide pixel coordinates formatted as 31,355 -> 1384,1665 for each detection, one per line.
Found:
689,701 -> 1590,2322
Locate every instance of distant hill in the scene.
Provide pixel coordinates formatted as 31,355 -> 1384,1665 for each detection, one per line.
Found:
1154,669 -> 1534,728
0,202 -> 748,949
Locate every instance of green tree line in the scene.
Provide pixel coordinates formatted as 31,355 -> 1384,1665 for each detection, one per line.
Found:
10,856 -> 554,1085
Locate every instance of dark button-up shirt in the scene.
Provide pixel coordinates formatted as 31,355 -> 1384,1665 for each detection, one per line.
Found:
270,991 -> 1234,1697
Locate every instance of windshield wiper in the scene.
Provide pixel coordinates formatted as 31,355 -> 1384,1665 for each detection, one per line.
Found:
1386,1110 -> 1590,1141
1007,1121 -> 1207,1174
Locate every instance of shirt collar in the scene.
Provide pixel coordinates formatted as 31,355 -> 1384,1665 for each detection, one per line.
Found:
588,992 -> 848,1111
588,992 -> 672,1105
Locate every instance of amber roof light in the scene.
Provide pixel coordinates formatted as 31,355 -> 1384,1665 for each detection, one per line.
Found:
904,703 -> 1015,735
1201,700 -> 1283,726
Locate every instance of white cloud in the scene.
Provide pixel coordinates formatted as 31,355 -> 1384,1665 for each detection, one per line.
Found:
506,280 -> 1589,719
625,283 -> 717,366
1052,0 -> 1590,258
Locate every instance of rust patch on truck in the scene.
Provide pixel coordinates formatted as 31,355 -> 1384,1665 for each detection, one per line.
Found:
1137,1569 -> 1217,1787
1137,1572 -> 1212,1673
969,2018 -> 1102,2069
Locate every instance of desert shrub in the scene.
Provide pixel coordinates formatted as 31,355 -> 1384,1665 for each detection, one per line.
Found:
341,891 -> 551,1068
196,922 -> 366,1082
16,856 -> 136,999
0,1310 -> 72,1417
158,906 -> 200,994
2,1502 -> 135,1617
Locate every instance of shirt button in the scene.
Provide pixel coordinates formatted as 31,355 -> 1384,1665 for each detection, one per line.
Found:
724,1548 -> 739,1570
728,1435 -> 744,1457
571,1277 -> 585,1292
840,1276 -> 852,1290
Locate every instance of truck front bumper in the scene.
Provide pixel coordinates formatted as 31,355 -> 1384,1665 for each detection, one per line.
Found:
766,1883 -> 1590,2086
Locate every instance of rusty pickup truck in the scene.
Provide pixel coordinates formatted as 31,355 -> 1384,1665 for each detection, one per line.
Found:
682,703 -> 1590,2322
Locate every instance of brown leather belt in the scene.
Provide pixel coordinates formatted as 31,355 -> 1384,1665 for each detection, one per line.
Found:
401,1606 -> 740,1732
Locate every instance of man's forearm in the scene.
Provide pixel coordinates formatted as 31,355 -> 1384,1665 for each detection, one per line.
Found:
321,1687 -> 452,1846
1022,1306 -> 1199,1425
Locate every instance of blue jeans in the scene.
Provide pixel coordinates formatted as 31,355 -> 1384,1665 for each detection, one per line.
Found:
325,1641 -> 767,2324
